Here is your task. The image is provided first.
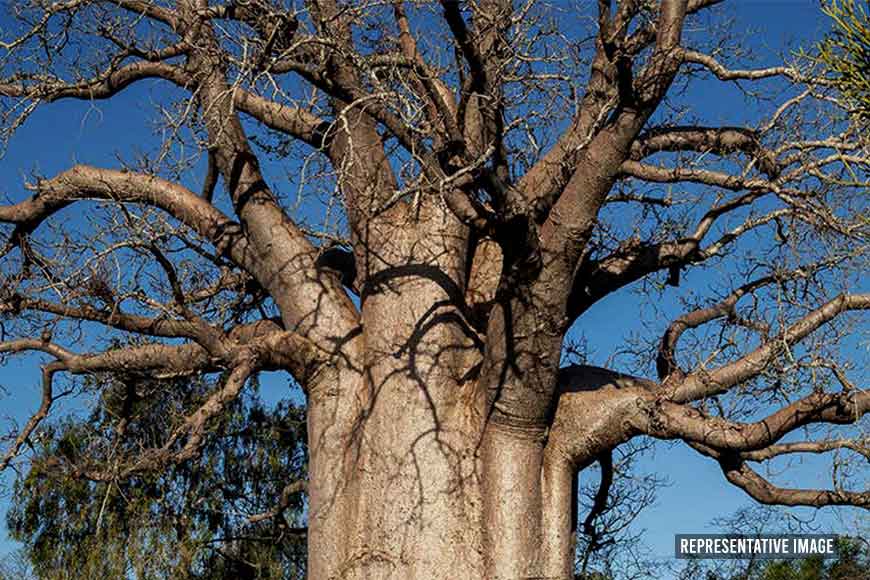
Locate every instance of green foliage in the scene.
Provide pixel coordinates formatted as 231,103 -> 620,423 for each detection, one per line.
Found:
721,537 -> 870,580
756,558 -> 825,580
786,537 -> 868,580
819,0 -> 870,120
5,370 -> 308,579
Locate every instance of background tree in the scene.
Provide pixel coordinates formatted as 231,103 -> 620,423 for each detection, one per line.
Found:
0,1 -> 867,579
6,371 -> 308,579
673,507 -> 870,580
674,538 -> 870,580
818,0 -> 870,121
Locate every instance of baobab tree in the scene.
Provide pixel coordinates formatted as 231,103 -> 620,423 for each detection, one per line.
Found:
0,1 -> 867,579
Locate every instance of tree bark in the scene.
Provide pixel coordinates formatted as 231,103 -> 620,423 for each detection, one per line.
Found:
306,351 -> 643,579
308,381 -> 587,580
306,369 -> 632,580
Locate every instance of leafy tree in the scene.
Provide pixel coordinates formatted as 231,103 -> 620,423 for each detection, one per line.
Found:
0,1 -> 867,578
726,537 -> 870,580
819,0 -> 870,120
673,509 -> 870,580
6,370 -> 307,579
827,537 -> 870,580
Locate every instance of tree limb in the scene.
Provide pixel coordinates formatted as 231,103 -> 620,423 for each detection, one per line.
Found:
634,390 -> 869,452
0,164 -> 253,270
669,293 -> 870,402
719,455 -> 869,508
740,439 -> 870,462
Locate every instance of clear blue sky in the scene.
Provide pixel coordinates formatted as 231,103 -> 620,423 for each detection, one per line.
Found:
0,1 -> 866,577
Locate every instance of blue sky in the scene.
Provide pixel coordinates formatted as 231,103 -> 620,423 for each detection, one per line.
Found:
0,0 -> 866,577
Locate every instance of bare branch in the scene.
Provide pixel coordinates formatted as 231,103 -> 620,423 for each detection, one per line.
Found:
654,266 -> 834,381
740,439 -> 870,462
582,451 -> 614,551
634,390 -> 869,452
719,456 -> 869,508
630,126 -> 780,178
0,164 -> 253,269
679,48 -> 804,82
233,90 -> 330,150
0,361 -> 61,472
566,206 -> 796,322
0,61 -> 189,103
247,479 -> 308,524
0,339 -> 216,472
108,0 -> 178,26
670,293 -> 870,402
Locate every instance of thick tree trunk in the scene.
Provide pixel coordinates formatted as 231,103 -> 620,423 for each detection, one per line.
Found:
480,423 -> 548,579
303,200 -> 581,579
305,367 -> 604,580
307,391 -> 583,580
304,359 -> 653,578
328,404 -> 488,580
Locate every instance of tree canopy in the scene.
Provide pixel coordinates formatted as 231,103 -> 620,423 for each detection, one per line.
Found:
0,1 -> 866,579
